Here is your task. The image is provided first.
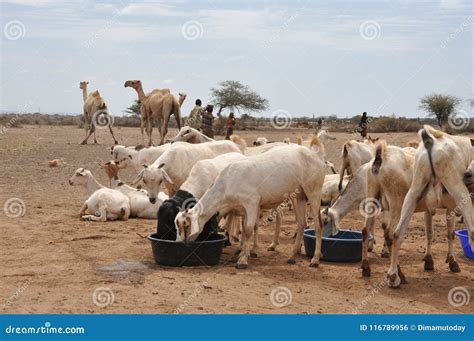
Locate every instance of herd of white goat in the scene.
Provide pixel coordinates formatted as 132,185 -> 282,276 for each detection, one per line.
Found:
68,126 -> 474,288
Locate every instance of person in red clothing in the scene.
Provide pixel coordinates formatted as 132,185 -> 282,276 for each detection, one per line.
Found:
225,112 -> 236,140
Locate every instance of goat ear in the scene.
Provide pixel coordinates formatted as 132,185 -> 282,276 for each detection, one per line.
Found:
161,168 -> 174,185
158,163 -> 165,169
131,169 -> 145,185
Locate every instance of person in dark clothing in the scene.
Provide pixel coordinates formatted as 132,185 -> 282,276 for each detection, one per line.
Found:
200,104 -> 214,138
358,112 -> 369,138
225,112 -> 236,140
317,118 -> 323,131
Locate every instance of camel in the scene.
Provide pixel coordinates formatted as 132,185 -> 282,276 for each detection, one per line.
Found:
124,80 -> 185,146
79,81 -> 118,145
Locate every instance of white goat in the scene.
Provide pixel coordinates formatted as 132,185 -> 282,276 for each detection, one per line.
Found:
253,137 -> 269,146
68,168 -> 130,221
174,145 -> 326,268
134,140 -> 243,200
172,127 -> 214,144
111,144 -> 170,174
386,126 -> 474,288
101,162 -> 168,219
321,175 -> 349,206
316,129 -> 336,145
338,139 -> 376,191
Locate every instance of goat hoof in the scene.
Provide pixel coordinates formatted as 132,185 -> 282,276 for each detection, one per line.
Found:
398,265 -> 408,284
361,260 -> 371,277
267,246 -> 276,251
380,250 -> 390,258
287,259 -> 296,265
449,261 -> 461,273
309,262 -> 319,268
80,141 -> 87,145
250,252 -> 258,258
423,255 -> 434,271
235,263 -> 248,269
387,273 -> 401,289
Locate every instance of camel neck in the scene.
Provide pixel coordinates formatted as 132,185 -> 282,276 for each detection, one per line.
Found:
136,85 -> 147,102
82,88 -> 88,102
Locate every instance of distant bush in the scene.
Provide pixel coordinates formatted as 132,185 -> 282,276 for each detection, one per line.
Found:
1,112 -> 472,134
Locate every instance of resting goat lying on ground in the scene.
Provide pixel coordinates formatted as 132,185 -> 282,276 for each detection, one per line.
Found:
175,145 -> 326,269
101,161 -> 168,219
68,168 -> 130,221
386,126 -> 474,288
171,127 -> 214,144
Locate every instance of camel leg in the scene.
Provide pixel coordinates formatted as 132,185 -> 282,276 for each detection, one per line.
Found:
160,114 -> 169,145
81,120 -> 89,144
93,123 -> 98,144
107,123 -> 118,145
82,122 -> 95,145
146,117 -> 154,146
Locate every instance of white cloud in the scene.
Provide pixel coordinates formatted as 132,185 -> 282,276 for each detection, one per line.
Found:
119,3 -> 185,17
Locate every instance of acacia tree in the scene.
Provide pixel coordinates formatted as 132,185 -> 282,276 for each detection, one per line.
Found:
419,93 -> 461,128
210,80 -> 269,116
124,100 -> 140,116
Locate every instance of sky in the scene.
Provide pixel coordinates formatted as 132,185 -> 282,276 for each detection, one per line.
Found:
0,0 -> 472,119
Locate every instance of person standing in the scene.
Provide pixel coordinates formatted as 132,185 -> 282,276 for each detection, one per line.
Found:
200,104 -> 214,138
358,112 -> 369,138
225,112 -> 236,140
187,99 -> 202,130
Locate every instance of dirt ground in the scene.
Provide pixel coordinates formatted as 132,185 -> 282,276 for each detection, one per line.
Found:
1,125 -> 473,314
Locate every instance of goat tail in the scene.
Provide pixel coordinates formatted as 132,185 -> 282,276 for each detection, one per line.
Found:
371,141 -> 385,175
420,126 -> 436,180
230,134 -> 247,153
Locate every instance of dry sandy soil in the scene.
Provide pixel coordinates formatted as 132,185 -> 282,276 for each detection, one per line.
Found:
1,125 -> 473,314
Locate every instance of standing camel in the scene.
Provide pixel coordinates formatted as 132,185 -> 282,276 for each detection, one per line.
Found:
124,80 -> 185,145
79,81 -> 118,145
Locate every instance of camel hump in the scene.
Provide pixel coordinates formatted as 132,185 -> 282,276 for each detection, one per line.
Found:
91,90 -> 101,97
